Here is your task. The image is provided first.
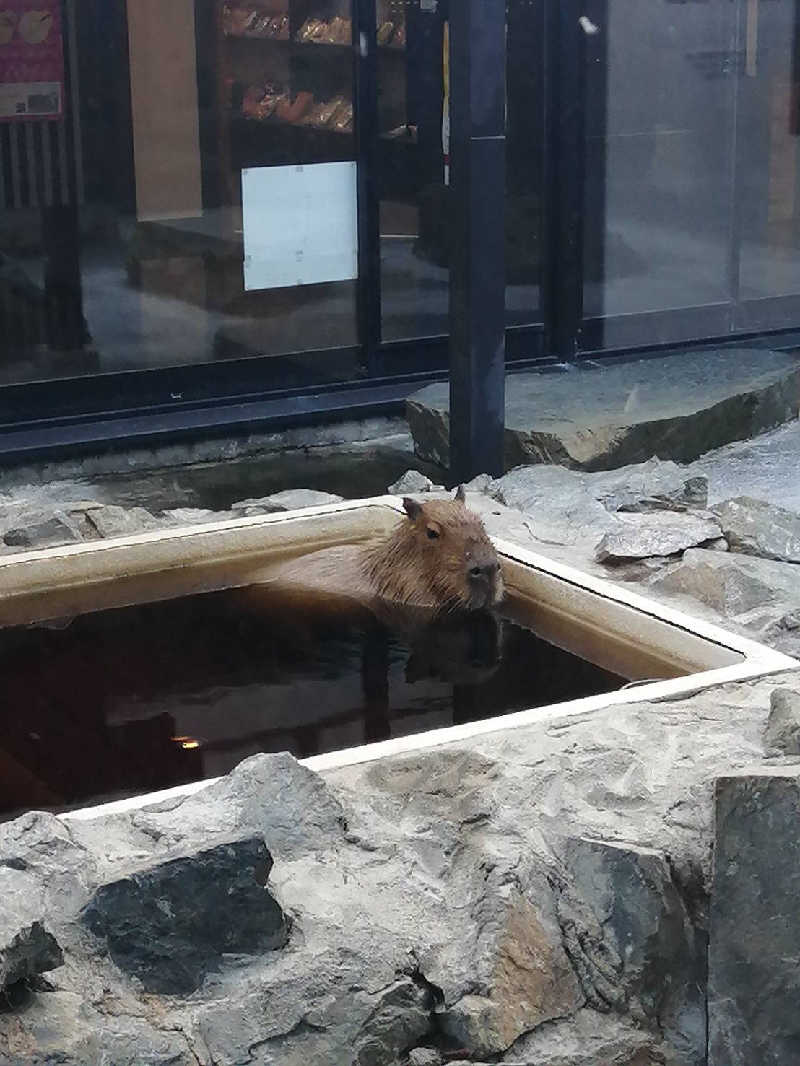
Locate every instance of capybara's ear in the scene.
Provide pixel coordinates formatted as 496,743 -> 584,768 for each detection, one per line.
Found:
454,485 -> 466,504
403,497 -> 423,521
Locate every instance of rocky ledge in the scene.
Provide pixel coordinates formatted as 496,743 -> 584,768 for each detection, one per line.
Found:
2,674 -> 799,1066
2,454 -> 800,1063
406,350 -> 800,472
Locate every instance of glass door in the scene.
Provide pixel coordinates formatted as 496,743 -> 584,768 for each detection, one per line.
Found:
372,0 -> 547,352
734,0 -> 800,331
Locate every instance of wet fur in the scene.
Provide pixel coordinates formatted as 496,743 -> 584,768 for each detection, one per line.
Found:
254,491 -> 503,617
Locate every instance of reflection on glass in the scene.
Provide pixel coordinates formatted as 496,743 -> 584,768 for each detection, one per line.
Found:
378,0 -> 449,341
0,0 -> 358,388
738,1 -> 800,311
583,0 -> 737,337
505,0 -> 544,326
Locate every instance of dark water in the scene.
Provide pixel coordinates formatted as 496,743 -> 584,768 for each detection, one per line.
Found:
0,588 -> 623,817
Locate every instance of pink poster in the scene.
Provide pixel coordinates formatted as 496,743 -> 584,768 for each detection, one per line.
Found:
0,0 -> 64,121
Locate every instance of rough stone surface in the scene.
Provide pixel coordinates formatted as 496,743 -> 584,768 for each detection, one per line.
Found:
596,512 -> 722,563
0,918 -> 62,994
231,488 -> 344,515
228,495 -> 289,516
763,688 -> 800,756
6,452 -> 800,1062
0,673 -> 795,1063
709,772 -> 800,1066
436,876 -> 582,1056
2,512 -> 83,551
387,470 -> 445,495
712,495 -> 800,563
407,1049 -> 442,1066
82,503 -> 163,539
484,459 -> 708,549
650,547 -> 800,634
407,349 -> 800,471
558,838 -> 705,1062
500,1008 -> 659,1065
80,836 -> 289,994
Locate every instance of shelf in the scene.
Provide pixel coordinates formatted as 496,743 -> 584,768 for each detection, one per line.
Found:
232,114 -> 353,135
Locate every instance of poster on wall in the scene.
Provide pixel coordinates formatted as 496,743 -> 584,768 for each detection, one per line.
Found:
0,0 -> 64,121
241,162 -> 358,291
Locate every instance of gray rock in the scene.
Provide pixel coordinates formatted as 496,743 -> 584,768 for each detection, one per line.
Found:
709,772 -> 800,1066
651,548 -> 800,619
407,349 -> 800,471
161,507 -> 222,525
704,537 -> 730,552
462,473 -> 495,494
353,977 -> 433,1066
84,504 -> 162,539
0,996 -> 200,1066
0,917 -> 62,992
501,1008 -> 660,1065
3,512 -> 83,550
764,689 -> 800,756
559,838 -> 705,1063
712,496 -> 800,563
80,836 -> 289,994
264,489 -> 344,511
596,512 -> 722,563
120,751 -> 347,863
437,874 -> 582,1057
387,470 -> 437,494
407,1049 -> 442,1066
229,495 -> 288,516
231,489 -> 345,516
487,459 -> 709,548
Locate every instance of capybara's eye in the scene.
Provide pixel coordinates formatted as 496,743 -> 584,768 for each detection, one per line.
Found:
426,526 -> 440,540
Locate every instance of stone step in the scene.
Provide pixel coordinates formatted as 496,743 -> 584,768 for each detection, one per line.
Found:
406,349 -> 800,472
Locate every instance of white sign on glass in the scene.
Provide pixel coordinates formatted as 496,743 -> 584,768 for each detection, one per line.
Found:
241,161 -> 358,291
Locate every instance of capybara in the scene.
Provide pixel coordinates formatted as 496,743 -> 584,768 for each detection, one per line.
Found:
254,485 -> 504,617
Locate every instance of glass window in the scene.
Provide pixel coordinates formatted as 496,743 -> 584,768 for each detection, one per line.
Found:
0,0 -> 359,389
583,0 -> 738,345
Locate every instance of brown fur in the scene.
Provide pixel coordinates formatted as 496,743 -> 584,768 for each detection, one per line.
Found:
254,489 -> 504,616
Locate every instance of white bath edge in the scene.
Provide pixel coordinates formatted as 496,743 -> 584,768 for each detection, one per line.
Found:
11,492 -> 786,824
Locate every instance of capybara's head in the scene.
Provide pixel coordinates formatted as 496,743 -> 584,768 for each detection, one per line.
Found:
368,486 -> 504,611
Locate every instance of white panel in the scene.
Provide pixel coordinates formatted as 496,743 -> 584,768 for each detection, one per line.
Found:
241,161 -> 358,291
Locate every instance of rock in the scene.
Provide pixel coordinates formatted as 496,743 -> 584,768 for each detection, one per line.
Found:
84,504 -> 162,539
558,838 -> 705,1063
485,459 -> 709,547
161,507 -> 222,525
709,772 -> 800,1066
0,996 -> 200,1066
407,1049 -> 442,1066
704,537 -> 729,552
462,473 -> 495,494
265,488 -> 344,510
500,1008 -> 661,1065
711,496 -> 800,563
651,548 -> 800,619
231,489 -> 344,516
407,349 -> 800,471
2,512 -> 83,550
437,878 -> 582,1057
595,512 -> 722,563
80,836 -> 289,994
353,977 -> 433,1066
764,689 -> 800,756
229,495 -> 287,516
0,918 -> 62,993
117,751 -> 347,863
387,470 -> 437,494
